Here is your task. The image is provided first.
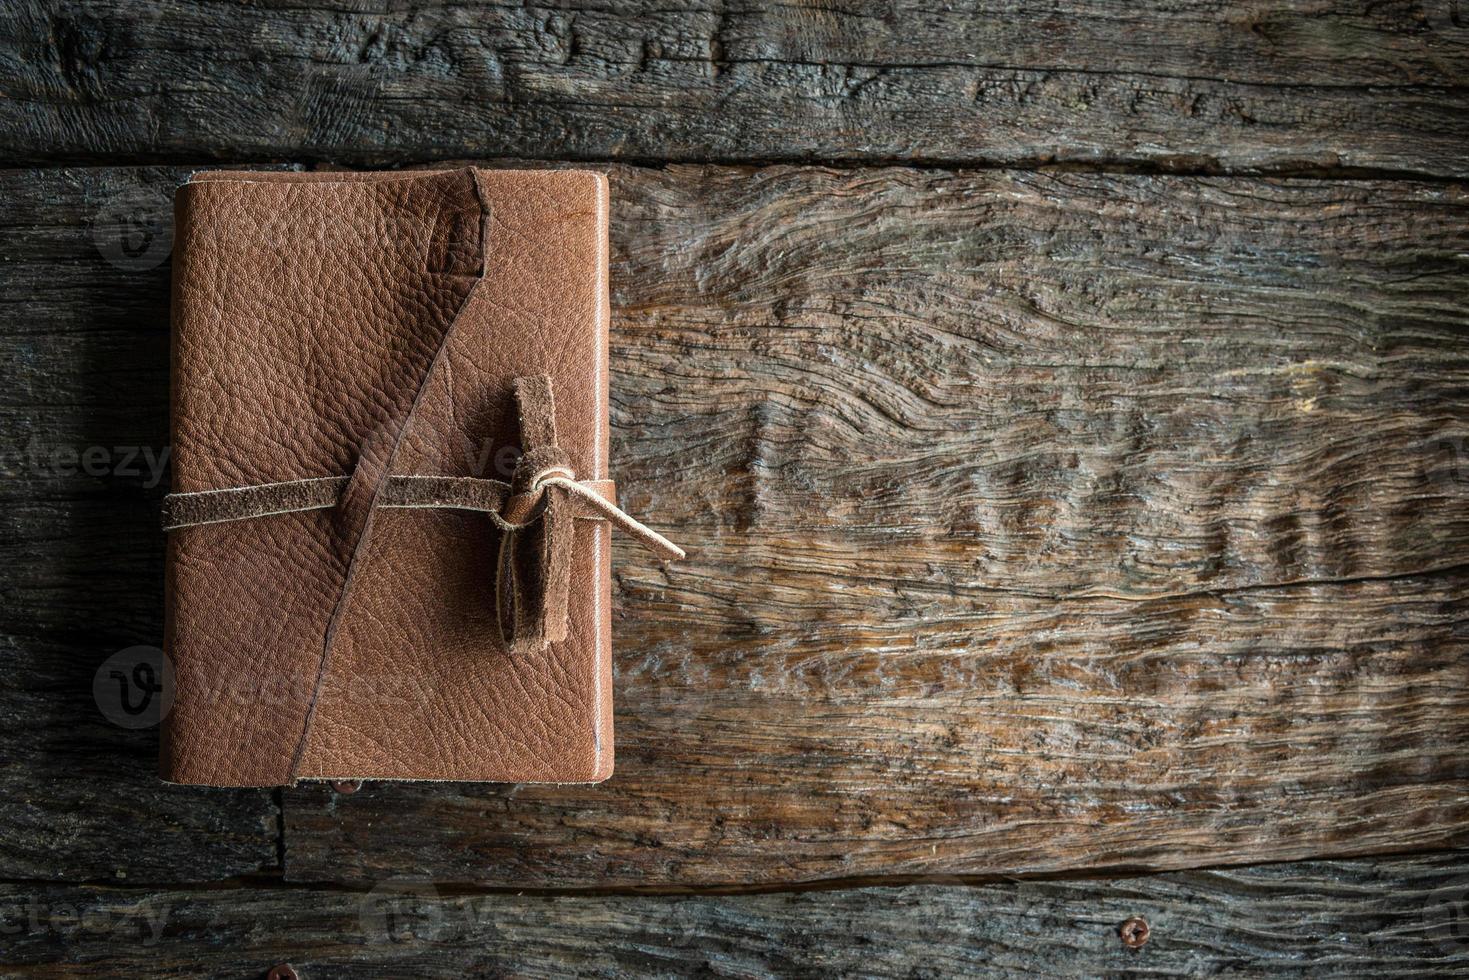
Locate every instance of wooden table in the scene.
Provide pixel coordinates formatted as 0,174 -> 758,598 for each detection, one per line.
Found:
3,1 -> 1467,975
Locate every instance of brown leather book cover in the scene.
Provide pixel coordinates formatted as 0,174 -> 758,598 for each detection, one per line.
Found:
160,168 -> 674,787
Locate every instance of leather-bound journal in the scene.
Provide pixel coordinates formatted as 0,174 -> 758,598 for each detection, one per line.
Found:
160,168 -> 680,787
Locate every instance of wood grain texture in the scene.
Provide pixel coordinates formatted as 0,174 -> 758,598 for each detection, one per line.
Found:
0,166 -> 281,882
4,0 -> 1469,176
3,164 -> 1467,890
4,853 -> 1469,977
290,163 -> 1469,885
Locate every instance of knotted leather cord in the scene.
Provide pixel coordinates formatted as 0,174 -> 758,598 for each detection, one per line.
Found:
162,374 -> 684,657
489,375 -> 685,652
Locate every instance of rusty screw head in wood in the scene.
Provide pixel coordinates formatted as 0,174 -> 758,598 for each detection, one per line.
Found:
1119,916 -> 1150,948
266,964 -> 299,980
331,780 -> 362,794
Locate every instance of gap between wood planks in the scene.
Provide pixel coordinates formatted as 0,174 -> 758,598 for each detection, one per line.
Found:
7,151 -> 1469,184
7,843 -> 1469,898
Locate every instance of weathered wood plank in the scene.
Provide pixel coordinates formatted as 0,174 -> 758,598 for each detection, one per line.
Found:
289,572 -> 1469,885
0,166 -> 280,883
3,165 -> 1467,888
4,0 -> 1468,176
290,165 -> 1469,885
4,854 -> 1469,976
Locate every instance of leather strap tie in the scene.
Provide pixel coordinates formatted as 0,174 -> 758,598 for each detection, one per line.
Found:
161,375 -> 684,656
489,376 -> 683,653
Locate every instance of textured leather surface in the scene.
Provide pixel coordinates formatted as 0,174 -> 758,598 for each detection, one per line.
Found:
161,167 -> 613,786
